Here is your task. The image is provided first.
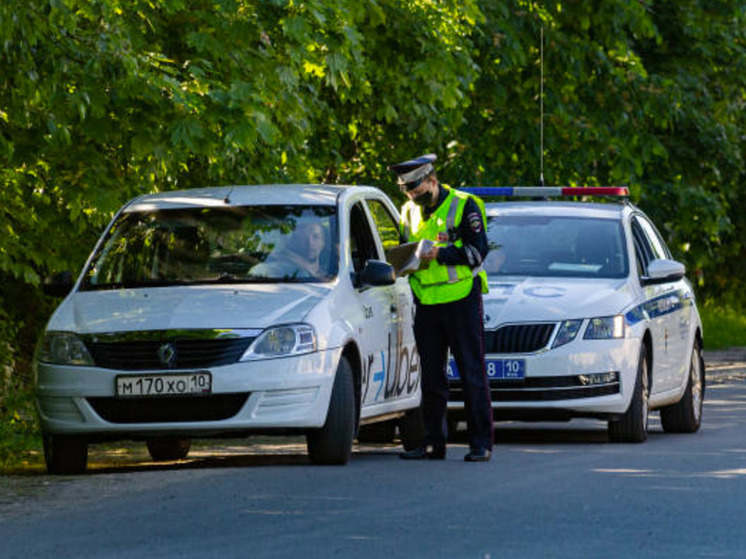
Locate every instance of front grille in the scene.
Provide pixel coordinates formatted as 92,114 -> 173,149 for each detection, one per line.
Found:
85,337 -> 255,370
485,323 -> 555,354
87,393 -> 250,423
449,376 -> 620,402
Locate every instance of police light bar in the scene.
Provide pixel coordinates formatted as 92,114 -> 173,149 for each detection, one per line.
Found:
459,186 -> 629,197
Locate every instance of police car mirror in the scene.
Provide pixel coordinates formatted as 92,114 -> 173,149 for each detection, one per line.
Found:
353,260 -> 396,289
641,258 -> 685,286
43,271 -> 74,298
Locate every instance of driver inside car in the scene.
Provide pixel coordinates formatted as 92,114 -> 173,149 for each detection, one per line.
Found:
253,220 -> 328,280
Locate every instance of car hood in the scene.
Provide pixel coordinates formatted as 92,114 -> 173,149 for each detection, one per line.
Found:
47,283 -> 332,334
483,277 -> 633,328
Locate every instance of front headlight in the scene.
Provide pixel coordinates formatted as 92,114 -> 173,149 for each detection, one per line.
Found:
241,324 -> 317,360
552,319 -> 583,348
584,315 -> 625,340
37,332 -> 94,366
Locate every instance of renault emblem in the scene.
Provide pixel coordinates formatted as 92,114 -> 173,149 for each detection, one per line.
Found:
157,343 -> 177,368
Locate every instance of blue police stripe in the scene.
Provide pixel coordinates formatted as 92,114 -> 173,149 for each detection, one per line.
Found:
625,306 -> 647,326
625,290 -> 689,325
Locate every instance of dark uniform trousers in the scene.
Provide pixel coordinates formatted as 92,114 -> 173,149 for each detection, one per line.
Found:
414,278 -> 494,451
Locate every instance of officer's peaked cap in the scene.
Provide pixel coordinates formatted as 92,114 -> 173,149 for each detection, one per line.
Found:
388,153 -> 437,184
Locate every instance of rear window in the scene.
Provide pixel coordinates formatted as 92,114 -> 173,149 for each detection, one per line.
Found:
483,214 -> 628,279
81,205 -> 338,290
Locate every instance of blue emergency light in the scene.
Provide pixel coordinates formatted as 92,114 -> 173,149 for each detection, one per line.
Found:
459,186 -> 629,197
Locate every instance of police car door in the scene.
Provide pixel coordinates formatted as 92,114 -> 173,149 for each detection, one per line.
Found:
631,215 -> 685,393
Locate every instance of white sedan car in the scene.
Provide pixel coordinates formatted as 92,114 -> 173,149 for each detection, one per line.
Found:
35,184 -> 422,473
447,187 -> 704,442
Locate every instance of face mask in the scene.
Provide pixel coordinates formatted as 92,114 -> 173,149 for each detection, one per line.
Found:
412,191 -> 433,207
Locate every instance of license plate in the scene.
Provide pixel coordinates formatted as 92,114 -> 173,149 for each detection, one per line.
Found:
116,372 -> 212,398
447,359 -> 525,380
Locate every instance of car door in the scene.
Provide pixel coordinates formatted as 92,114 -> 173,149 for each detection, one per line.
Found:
631,214 -> 688,392
364,196 -> 419,402
348,201 -> 407,409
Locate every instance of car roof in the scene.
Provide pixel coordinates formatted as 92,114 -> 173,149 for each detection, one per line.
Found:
484,200 -> 632,220
123,184 -> 371,212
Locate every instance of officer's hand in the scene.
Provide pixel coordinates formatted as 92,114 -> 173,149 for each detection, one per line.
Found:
419,245 -> 439,263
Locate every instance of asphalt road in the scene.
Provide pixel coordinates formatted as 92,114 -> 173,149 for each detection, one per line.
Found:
2,370 -> 746,558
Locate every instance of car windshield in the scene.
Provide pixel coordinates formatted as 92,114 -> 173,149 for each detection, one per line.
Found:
483,214 -> 628,278
80,205 -> 338,290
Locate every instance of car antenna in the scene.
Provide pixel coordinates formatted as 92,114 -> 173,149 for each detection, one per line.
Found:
530,26 -> 549,202
539,26 -> 545,188
224,185 -> 236,204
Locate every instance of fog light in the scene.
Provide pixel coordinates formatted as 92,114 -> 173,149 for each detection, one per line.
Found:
578,372 -> 619,386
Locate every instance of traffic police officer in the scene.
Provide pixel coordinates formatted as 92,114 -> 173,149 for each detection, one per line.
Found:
390,154 -> 494,462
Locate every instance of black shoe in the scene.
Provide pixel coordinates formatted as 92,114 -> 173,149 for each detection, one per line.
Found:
400,446 -> 446,460
464,448 -> 491,462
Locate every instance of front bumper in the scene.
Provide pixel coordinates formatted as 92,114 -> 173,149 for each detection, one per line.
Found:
35,348 -> 341,437
448,337 -> 641,420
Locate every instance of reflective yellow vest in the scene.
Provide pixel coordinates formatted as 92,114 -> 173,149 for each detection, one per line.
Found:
400,185 -> 489,305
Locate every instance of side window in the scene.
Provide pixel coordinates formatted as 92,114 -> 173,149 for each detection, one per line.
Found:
349,202 -> 379,274
636,215 -> 672,260
366,199 -> 402,252
631,218 -> 653,277
632,215 -> 671,278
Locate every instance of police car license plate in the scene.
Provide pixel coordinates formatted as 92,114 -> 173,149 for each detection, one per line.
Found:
447,359 -> 525,380
116,372 -> 212,397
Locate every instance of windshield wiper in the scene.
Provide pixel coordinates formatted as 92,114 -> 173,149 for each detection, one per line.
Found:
215,273 -> 239,283
81,280 -> 184,290
194,275 -> 276,285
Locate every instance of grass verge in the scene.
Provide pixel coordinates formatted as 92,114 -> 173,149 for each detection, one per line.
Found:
699,301 -> 746,350
0,382 -> 43,474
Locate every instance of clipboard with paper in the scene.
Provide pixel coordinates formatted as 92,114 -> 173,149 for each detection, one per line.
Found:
385,239 -> 435,277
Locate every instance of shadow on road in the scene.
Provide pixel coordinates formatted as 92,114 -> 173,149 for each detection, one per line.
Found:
21,379 -> 746,477
88,452 -> 312,474
79,418 -> 655,475
494,425 -> 610,444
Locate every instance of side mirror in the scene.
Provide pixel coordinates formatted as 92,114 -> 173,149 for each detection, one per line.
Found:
641,259 -> 686,286
43,271 -> 74,298
353,259 -> 396,289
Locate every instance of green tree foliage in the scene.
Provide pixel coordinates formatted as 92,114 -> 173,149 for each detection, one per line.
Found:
0,0 -> 482,378
450,0 -> 746,289
0,0 -> 745,384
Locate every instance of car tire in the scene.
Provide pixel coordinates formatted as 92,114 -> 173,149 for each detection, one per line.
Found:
608,343 -> 649,443
146,437 -> 192,461
357,420 -> 397,444
43,433 -> 88,475
660,340 -> 705,433
398,407 -> 425,451
307,356 -> 355,465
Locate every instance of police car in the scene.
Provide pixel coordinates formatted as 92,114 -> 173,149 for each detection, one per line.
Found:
447,186 -> 704,442
35,184 -> 422,474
